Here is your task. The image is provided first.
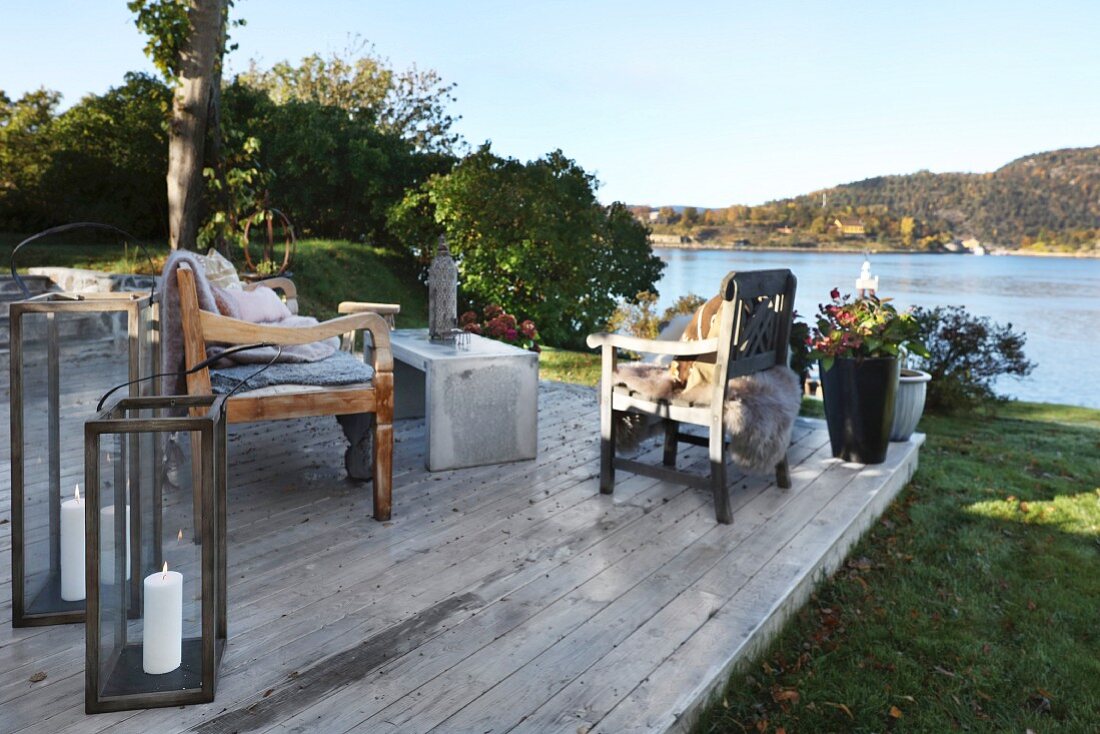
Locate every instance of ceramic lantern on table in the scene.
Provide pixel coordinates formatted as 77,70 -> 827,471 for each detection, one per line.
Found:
428,235 -> 458,341
83,394 -> 227,713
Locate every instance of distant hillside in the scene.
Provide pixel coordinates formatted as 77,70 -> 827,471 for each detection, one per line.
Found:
641,146 -> 1100,253
789,146 -> 1100,244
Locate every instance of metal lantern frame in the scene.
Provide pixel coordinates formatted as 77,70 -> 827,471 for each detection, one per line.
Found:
10,291 -> 158,627
84,394 -> 227,713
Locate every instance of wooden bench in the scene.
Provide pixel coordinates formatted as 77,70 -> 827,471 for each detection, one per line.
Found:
175,264 -> 395,521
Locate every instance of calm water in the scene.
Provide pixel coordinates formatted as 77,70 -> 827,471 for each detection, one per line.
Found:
652,248 -> 1100,409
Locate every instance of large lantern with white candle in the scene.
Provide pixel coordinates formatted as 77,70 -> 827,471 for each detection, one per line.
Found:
9,228 -> 158,627
83,393 -> 227,712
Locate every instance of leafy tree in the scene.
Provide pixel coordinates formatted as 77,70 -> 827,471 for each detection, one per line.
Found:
239,38 -> 460,154
0,88 -> 60,230
221,81 -> 450,245
129,0 -> 234,249
389,144 -> 665,348
899,215 -> 916,247
40,74 -> 171,237
912,305 -> 1035,413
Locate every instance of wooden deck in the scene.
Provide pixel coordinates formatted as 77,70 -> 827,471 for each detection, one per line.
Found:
1,351 -> 922,734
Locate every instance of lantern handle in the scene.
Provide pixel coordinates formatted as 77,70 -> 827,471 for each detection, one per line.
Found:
9,222 -> 159,300
95,342 -> 280,412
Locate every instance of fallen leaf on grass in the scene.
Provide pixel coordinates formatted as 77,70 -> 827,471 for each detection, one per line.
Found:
889,705 -> 903,718
1037,687 -> 1055,699
772,688 -> 800,704
824,701 -> 854,719
29,671 -> 47,683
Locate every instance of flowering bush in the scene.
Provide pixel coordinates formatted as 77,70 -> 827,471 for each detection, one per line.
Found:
460,305 -> 541,352
809,288 -> 928,371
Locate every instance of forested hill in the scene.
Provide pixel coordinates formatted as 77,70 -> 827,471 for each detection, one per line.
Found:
788,146 -> 1100,244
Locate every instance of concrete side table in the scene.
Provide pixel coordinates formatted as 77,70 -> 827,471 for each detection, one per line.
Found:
390,329 -> 539,471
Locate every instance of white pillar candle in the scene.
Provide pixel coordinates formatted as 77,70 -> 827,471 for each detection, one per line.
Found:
60,486 -> 85,601
143,563 -> 183,674
99,505 -> 131,581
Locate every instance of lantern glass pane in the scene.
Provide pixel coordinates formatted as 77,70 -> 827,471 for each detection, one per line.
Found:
94,427 -> 209,698
17,309 -> 128,616
12,296 -> 158,626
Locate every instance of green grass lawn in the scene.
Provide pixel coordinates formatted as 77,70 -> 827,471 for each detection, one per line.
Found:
692,400 -> 1100,733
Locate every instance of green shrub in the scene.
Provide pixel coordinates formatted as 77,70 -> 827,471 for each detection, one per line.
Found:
606,291 -> 707,341
912,305 -> 1034,413
389,144 -> 664,348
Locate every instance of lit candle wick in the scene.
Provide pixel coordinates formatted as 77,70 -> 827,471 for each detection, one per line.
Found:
162,561 -> 168,580
177,529 -> 184,542
74,485 -> 82,504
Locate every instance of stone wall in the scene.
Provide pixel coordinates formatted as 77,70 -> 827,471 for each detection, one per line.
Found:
0,268 -> 154,352
26,267 -> 155,294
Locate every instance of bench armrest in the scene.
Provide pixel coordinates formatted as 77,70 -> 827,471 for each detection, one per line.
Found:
199,311 -> 393,372
338,301 -> 401,316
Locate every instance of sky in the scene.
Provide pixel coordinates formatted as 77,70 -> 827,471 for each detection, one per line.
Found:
2,1 -> 1099,208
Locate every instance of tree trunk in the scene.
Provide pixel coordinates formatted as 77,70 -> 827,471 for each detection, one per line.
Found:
167,0 -> 225,250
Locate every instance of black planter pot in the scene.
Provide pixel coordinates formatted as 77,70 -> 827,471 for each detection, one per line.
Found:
819,357 -> 900,464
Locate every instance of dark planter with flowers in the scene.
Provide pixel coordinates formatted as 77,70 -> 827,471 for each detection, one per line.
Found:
811,287 -> 927,465
820,356 -> 899,463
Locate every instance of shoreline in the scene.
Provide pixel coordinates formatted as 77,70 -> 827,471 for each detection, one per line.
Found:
649,242 -> 1100,259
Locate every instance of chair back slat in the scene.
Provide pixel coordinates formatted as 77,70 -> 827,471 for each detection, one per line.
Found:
715,269 -> 797,383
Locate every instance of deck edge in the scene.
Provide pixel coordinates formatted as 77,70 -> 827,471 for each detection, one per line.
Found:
665,431 -> 924,734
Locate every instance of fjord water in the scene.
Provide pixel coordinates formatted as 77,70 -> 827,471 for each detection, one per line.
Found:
652,248 -> 1100,408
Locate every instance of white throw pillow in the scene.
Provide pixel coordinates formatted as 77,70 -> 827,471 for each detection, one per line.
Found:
199,249 -> 243,290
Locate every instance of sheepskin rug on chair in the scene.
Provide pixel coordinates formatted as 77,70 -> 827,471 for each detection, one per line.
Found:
610,363 -> 802,475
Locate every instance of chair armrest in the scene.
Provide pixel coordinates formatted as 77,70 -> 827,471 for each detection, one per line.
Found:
586,332 -> 719,357
198,311 -> 393,372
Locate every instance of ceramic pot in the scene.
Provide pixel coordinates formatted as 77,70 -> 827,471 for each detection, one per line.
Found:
890,368 -> 931,442
819,357 -> 899,464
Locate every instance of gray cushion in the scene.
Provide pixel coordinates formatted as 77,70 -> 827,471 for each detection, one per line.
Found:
209,349 -> 374,395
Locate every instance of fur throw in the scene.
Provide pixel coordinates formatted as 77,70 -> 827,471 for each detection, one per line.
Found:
610,363 -> 801,474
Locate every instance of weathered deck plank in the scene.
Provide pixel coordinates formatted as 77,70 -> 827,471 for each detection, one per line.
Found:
1,370 -> 921,734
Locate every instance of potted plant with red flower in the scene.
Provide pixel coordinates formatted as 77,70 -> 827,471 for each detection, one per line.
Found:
809,288 -> 927,463
460,305 -> 541,352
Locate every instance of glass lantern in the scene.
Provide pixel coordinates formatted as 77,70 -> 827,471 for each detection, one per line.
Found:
84,394 -> 227,713
10,291 -> 158,627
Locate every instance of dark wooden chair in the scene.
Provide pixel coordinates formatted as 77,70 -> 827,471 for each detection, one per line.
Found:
586,269 -> 797,523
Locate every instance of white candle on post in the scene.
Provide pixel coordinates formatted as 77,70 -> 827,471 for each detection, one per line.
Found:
60,485 -> 85,601
143,562 -> 183,675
